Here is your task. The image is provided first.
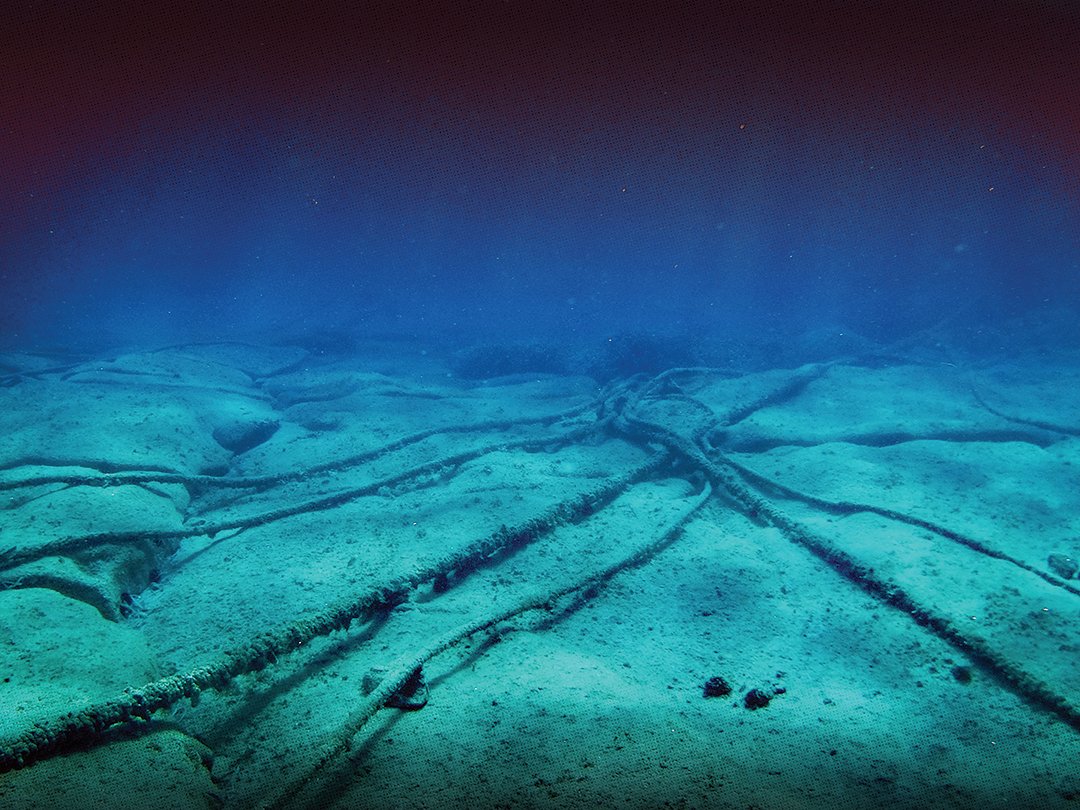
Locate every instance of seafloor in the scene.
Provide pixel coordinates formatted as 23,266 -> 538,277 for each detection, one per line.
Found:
0,331 -> 1077,809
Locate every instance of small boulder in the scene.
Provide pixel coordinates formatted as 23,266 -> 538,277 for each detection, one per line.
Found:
702,676 -> 732,698
212,418 -> 280,454
744,688 -> 772,710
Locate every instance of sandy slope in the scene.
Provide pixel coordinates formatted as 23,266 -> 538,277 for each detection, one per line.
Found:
0,342 -> 1077,809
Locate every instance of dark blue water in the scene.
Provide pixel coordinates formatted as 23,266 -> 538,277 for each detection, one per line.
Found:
2,1 -> 1077,357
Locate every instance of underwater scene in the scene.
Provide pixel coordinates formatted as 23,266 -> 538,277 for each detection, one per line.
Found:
1,1 -> 1078,808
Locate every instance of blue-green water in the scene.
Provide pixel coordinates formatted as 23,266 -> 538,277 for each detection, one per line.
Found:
1,2 -> 1078,808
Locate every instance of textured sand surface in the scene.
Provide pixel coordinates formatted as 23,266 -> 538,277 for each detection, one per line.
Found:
1,341 -> 1077,808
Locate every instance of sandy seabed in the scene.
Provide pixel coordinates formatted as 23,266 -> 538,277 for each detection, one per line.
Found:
0,338 -> 1077,809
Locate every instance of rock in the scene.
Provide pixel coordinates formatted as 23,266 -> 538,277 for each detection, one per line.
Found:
211,418 -> 280,454
702,676 -> 732,698
744,688 -> 771,710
